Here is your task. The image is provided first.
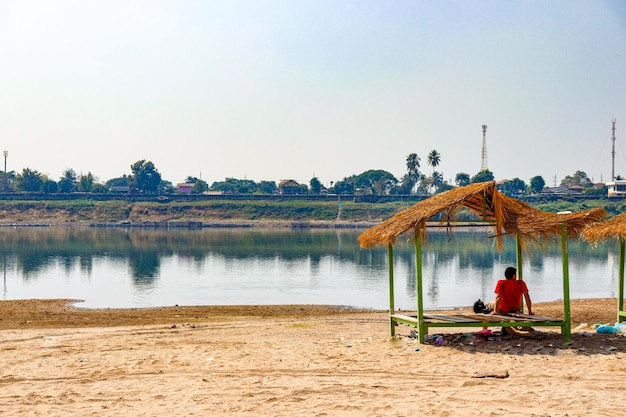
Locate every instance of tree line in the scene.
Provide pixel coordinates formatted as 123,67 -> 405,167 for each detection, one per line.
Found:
0,154 -> 607,196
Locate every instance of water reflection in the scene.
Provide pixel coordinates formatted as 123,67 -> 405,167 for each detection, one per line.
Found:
129,250 -> 161,284
0,226 -> 619,309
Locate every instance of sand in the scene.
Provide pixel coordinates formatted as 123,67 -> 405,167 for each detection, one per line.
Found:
0,298 -> 625,416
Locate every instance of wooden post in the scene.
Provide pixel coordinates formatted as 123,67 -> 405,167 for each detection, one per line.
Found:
619,237 -> 625,322
561,224 -> 572,342
388,244 -> 395,336
416,237 -> 425,343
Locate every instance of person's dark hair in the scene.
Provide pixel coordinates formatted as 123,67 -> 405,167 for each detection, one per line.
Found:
504,267 -> 517,280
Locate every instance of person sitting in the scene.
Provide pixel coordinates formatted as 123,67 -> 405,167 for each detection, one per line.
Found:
491,266 -> 534,316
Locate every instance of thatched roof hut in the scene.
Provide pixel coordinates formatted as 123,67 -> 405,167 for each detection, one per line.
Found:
357,181 -> 608,342
358,181 -> 606,250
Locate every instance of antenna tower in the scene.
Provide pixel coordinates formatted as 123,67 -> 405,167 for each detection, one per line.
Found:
612,119 -> 616,181
481,124 -> 488,171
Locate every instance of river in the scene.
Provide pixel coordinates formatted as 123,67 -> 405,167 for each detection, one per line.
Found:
0,227 -> 618,310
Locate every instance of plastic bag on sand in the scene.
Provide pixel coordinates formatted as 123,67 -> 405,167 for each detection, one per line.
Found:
596,325 -> 616,334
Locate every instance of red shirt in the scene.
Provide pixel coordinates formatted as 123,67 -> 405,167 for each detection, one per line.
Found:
494,279 -> 528,313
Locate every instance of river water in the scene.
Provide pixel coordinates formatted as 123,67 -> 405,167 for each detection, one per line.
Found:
0,227 -> 619,310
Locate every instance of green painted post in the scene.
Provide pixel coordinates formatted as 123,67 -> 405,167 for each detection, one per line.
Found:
516,234 -> 523,280
619,238 -> 625,322
516,234 -> 524,312
415,237 -> 425,343
561,224 -> 572,342
388,244 -> 395,336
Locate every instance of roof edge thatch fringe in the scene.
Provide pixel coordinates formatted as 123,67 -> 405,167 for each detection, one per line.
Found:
583,211 -> 626,244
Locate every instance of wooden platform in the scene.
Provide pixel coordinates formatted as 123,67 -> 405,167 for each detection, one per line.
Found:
391,312 -> 567,343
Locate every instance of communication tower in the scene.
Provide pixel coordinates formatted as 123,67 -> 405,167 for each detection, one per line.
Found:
481,124 -> 488,171
612,119 -> 616,181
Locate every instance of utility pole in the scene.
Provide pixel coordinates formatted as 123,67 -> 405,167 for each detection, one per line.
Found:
481,124 -> 488,171
612,119 -> 616,181
3,150 -> 7,192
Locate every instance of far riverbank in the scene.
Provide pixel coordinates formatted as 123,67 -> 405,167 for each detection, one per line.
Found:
0,196 -> 621,226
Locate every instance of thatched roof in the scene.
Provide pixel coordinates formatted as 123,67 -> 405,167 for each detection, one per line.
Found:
358,181 -> 607,250
583,212 -> 626,243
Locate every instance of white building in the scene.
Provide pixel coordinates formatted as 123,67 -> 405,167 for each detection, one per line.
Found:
606,180 -> 626,196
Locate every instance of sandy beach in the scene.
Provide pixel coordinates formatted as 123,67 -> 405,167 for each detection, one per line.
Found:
1,298 -> 625,416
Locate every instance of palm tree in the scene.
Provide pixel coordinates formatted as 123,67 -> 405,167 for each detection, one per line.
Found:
406,153 -> 420,175
431,171 -> 443,193
418,176 -> 432,194
397,173 -> 414,194
406,153 -> 421,194
426,150 -> 441,173
426,150 -> 441,194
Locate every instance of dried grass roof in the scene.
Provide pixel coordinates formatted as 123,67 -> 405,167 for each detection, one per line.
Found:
358,181 -> 607,250
583,212 -> 626,243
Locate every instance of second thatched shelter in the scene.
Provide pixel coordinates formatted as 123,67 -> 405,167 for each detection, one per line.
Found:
583,212 -> 626,323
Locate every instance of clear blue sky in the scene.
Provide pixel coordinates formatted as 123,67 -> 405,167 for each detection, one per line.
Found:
1,0 -> 625,188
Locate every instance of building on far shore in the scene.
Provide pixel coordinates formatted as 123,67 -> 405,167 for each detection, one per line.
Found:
278,179 -> 304,195
177,183 -> 193,194
540,185 -> 583,197
607,180 -> 626,197
110,185 -> 130,193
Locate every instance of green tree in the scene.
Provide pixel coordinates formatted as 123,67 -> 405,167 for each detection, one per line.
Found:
160,180 -> 174,194
42,179 -> 58,193
106,176 -> 130,188
185,176 -> 209,193
332,176 -> 355,194
258,181 -> 277,194
92,183 -> 107,193
191,179 -> 209,193
309,177 -> 321,194
584,185 -> 607,196
58,169 -> 77,193
0,170 -> 16,192
354,170 -> 398,195
500,178 -> 526,196
455,172 -> 470,186
78,172 -> 95,192
16,168 -> 44,192
529,176 -> 545,194
130,160 -> 162,194
395,173 -> 414,194
210,178 -> 236,193
561,170 -> 592,187
471,169 -> 494,184
210,178 -> 259,194
439,180 -> 454,192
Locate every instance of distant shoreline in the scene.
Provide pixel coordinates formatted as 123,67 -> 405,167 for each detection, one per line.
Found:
0,196 -> 608,227
0,220 -> 498,229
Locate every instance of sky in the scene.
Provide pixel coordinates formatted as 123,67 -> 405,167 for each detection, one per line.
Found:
0,0 -> 625,188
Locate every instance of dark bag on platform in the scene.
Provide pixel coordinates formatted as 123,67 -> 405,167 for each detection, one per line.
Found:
473,299 -> 493,314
